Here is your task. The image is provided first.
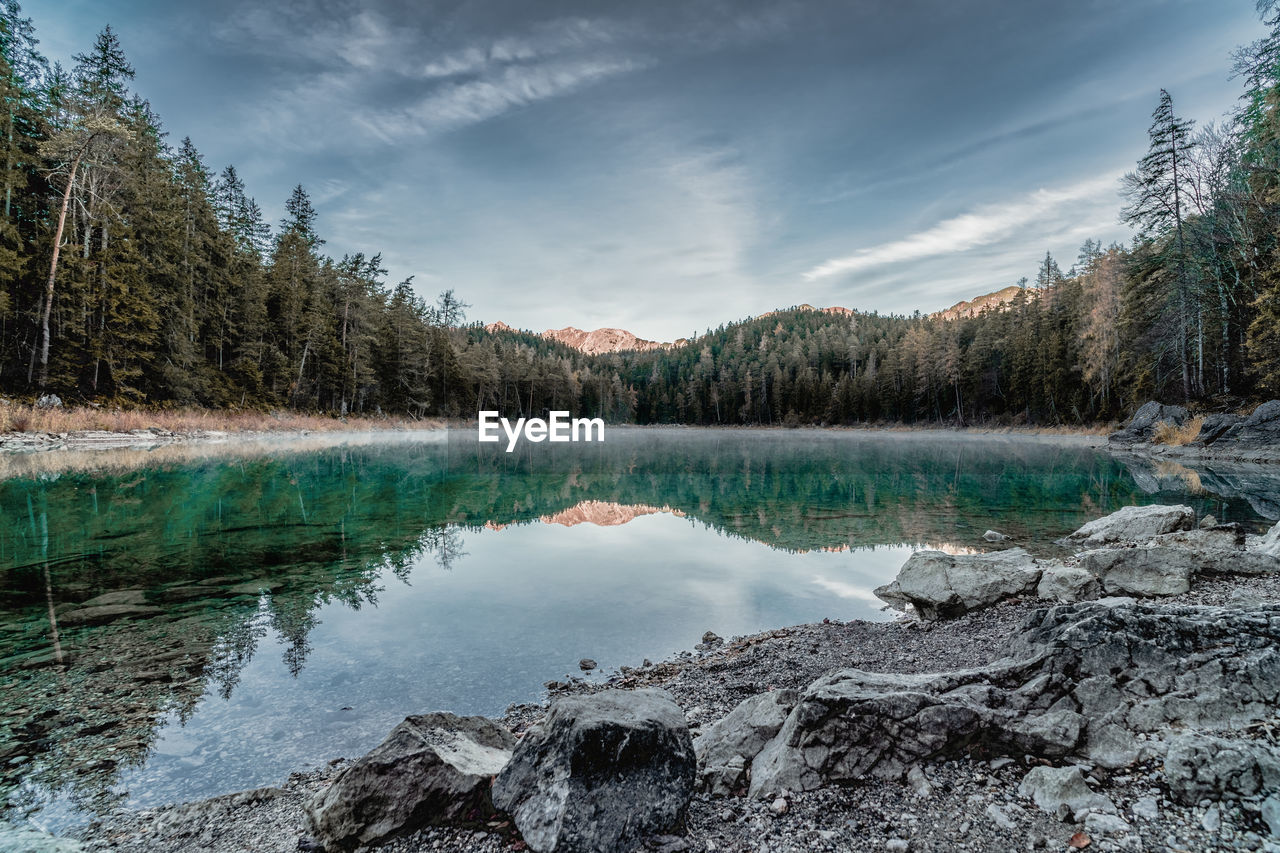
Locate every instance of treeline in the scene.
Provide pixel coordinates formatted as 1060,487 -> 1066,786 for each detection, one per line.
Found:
2,3 -> 1280,426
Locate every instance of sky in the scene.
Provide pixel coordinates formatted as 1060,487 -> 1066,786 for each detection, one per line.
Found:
24,0 -> 1270,341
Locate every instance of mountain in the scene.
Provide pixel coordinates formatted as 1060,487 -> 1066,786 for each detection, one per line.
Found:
935,285 -> 1025,321
483,322 -> 686,354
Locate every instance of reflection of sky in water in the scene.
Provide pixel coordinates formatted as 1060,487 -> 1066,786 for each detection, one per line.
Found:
112,513 -> 913,811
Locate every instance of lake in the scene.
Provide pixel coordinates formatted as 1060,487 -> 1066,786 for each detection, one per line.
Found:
1,428 -> 1276,832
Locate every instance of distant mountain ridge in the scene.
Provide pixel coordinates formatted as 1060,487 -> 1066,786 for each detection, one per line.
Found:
483,289 -> 1020,355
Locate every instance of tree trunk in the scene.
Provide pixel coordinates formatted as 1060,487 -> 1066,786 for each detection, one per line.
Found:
31,147 -> 86,388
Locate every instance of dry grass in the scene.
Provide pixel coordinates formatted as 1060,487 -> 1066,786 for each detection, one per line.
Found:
1151,415 -> 1204,447
0,403 -> 430,436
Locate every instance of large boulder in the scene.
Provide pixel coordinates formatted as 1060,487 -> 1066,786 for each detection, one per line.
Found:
1191,412 -> 1243,446
1163,734 -> 1280,805
1109,401 -> 1188,445
1229,400 -> 1280,448
1257,520 -> 1280,559
306,713 -> 514,851
1080,547 -> 1196,596
873,548 -> 1042,620
694,690 -> 797,795
492,689 -> 695,853
1059,504 -> 1194,547
745,602 -> 1280,797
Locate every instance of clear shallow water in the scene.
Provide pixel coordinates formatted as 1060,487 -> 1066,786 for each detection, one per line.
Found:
0,428 -> 1276,831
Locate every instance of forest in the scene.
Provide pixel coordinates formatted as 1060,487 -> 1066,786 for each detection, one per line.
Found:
1,2 -> 1280,427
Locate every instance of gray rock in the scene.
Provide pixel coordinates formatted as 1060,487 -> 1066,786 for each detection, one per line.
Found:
1258,520 -> 1280,559
1199,514 -> 1218,528
984,802 -> 1020,831
1228,400 -> 1280,448
34,393 -> 62,409
1060,504 -> 1194,547
578,659 -> 597,671
873,548 -> 1042,620
749,602 -> 1280,795
493,688 -> 695,853
1017,765 -> 1114,820
1192,413 -> 1243,446
1263,793 -> 1280,839
1084,811 -> 1132,836
1080,547 -> 1195,596
77,589 -> 147,608
1109,401 -> 1188,445
58,604 -> 164,626
1131,796 -> 1159,821
983,530 -> 1010,542
694,690 -> 797,795
1163,734 -> 1280,805
306,713 -> 514,851
1035,566 -> 1102,603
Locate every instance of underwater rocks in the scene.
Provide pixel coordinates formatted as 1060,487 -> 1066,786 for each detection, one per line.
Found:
305,713 -> 514,851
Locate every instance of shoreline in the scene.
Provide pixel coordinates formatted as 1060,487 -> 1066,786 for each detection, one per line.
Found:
54,557 -> 1280,852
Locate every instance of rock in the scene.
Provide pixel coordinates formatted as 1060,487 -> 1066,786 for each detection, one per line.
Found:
77,589 -> 147,608
1198,514 -> 1218,529
1018,766 -> 1114,821
1163,733 -> 1280,805
492,689 -> 695,853
1228,400 -> 1280,448
769,797 -> 788,816
1035,566 -> 1102,603
906,764 -> 933,798
58,604 -> 164,626
700,631 -> 722,645
1131,796 -> 1159,821
578,659 -> 597,671
983,530 -> 1010,542
1191,413 -> 1242,446
749,602 -> 1280,796
984,802 -> 1020,831
1059,504 -> 1194,547
1079,547 -> 1195,597
305,713 -> 515,851
1258,520 -> 1280,559
694,690 -> 797,795
873,548 -> 1042,620
1202,803 -> 1221,832
1109,401 -> 1188,445
1262,793 -> 1280,838
1083,812 -> 1131,836
885,840 -> 910,853
34,393 -> 63,409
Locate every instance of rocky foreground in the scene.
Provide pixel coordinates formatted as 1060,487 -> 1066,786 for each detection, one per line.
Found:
44,507 -> 1280,853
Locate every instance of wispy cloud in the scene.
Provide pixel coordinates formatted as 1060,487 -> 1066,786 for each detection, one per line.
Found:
801,174 -> 1122,282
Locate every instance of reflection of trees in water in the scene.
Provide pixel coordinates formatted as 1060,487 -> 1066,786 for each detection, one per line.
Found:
3,433 -> 1277,827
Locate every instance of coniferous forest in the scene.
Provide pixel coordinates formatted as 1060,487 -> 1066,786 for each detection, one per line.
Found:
3,4 -> 1280,426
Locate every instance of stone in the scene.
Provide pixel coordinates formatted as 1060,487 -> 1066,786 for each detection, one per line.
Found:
885,840 -> 910,853
58,604 -> 164,626
694,690 -> 797,795
701,631 -> 722,645
985,802 -> 1020,831
1202,804 -> 1221,833
492,689 -> 695,853
1109,401 -> 1189,445
1059,504 -> 1194,547
77,589 -> 147,608
1036,566 -> 1102,603
983,530 -> 1010,542
1083,812 -> 1131,836
873,548 -> 1042,620
305,713 -> 514,851
1131,796 -> 1159,821
1258,520 -> 1280,559
1018,766 -> 1114,821
1229,400 -> 1280,448
769,797 -> 788,816
1199,514 -> 1218,529
577,659 -> 597,671
749,602 -> 1280,795
1262,793 -> 1280,838
1163,734 -> 1280,805
1080,547 -> 1195,597
34,393 -> 62,409
1191,413 -> 1242,446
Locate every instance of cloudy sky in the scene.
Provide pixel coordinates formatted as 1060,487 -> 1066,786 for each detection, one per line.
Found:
26,0 -> 1267,340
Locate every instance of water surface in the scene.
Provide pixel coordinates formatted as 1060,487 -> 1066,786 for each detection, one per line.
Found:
0,428 -> 1275,831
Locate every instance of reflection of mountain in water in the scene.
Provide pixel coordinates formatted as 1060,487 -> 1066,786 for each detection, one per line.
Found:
1,430 -> 1275,825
